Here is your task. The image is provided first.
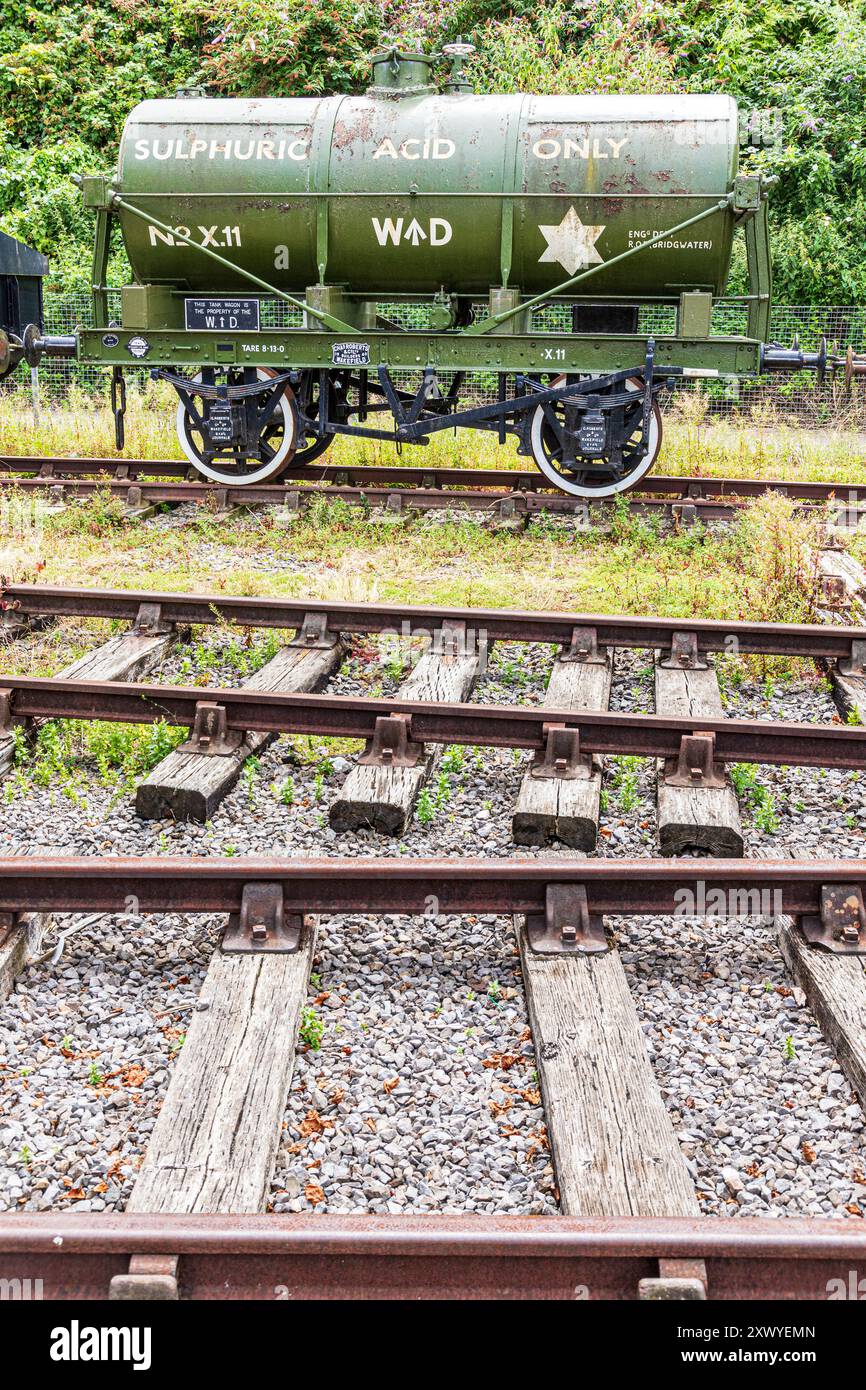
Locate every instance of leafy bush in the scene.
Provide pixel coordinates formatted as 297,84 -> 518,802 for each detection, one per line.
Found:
1,0 -> 866,303
467,1 -> 681,96
195,0 -> 383,95
673,0 -> 866,302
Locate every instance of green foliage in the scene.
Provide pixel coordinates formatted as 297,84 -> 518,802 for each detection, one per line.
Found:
196,0 -> 384,96
0,5 -> 192,146
0,1 -> 202,281
467,1 -> 680,97
0,136 -> 96,288
673,0 -> 866,301
729,761 -> 759,798
730,761 -> 779,833
12,715 -> 185,799
608,753 -> 642,812
299,1004 -> 324,1050
2,0 -> 866,302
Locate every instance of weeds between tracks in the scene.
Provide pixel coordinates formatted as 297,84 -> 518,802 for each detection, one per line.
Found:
0,402 -> 844,814
2,377 -> 866,484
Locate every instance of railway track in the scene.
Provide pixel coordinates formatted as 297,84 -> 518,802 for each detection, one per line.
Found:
0,854 -> 863,954
0,581 -> 862,653
1,581 -> 860,652
3,1212 -> 866,1300
0,852 -> 865,1299
2,588 -> 866,1302
1,582 -> 866,845
2,673 -> 864,771
2,454 -> 865,521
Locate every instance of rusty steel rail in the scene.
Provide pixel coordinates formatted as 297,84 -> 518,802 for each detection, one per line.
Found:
2,582 -> 865,661
3,853 -> 865,954
1,474 -> 533,512
0,472 -> 750,518
0,455 -> 197,480
0,465 -> 863,521
1,675 -> 864,769
3,452 -> 866,503
1,1212 -> 865,1299
7,455 -> 558,490
0,854 -> 863,918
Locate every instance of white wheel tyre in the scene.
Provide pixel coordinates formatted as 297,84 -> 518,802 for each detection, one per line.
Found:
529,375 -> 662,498
176,367 -> 297,485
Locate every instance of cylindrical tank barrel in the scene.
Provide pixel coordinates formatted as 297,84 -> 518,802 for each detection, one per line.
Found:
116,91 -> 739,299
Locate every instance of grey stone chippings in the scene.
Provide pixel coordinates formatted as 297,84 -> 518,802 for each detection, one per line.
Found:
0,635 -> 862,1217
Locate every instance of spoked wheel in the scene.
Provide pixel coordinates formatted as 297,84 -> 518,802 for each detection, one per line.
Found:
529,374 -> 662,498
176,367 -> 298,485
293,432 -> 334,466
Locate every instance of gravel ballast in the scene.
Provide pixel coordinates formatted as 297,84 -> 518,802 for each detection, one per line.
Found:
0,630 -> 863,1219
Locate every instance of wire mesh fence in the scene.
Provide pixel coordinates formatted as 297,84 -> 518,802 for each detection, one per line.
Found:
11,291 -> 866,429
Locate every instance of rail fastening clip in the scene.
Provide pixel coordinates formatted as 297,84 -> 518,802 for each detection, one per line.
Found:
800,884 -> 866,954
222,882 -> 305,954
358,713 -> 425,768
525,883 -> 607,955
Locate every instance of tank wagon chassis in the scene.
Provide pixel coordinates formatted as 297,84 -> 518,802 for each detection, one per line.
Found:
5,47 -> 866,496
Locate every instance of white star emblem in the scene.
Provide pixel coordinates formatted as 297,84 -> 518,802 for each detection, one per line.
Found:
537,206 -> 605,275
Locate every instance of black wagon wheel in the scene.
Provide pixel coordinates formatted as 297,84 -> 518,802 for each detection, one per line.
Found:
176,366 -> 298,485
529,374 -> 663,498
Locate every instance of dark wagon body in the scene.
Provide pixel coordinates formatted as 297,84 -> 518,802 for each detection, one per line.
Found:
0,231 -> 47,379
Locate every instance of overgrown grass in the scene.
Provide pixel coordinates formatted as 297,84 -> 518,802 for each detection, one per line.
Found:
2,380 -> 865,487
655,386 -> 866,485
0,480 -> 825,646
726,491 -> 823,626
0,380 -> 183,461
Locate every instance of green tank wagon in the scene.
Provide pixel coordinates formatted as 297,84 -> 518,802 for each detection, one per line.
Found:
16,45 -> 864,495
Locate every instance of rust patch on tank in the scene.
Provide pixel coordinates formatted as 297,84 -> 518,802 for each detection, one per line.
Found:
332,108 -> 375,148
623,171 -> 652,195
